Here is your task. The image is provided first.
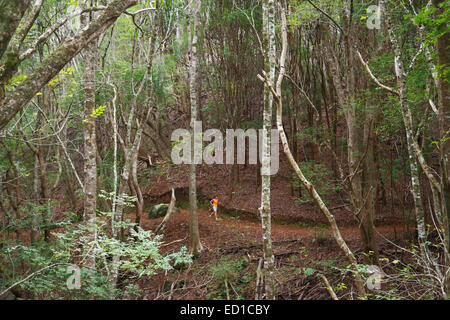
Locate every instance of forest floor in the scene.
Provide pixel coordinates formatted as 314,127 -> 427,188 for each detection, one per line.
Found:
2,157 -> 413,300
141,152 -> 405,227
126,206 -> 409,300
125,151 -> 414,299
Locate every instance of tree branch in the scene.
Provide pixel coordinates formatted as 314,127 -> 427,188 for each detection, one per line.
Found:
0,0 -> 32,61
356,50 -> 399,96
0,0 -> 138,132
0,263 -> 74,298
18,6 -> 107,63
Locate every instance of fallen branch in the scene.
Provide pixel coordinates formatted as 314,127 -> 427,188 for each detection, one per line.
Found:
319,274 -> 339,300
160,237 -> 187,248
255,258 -> 264,300
155,188 -> 176,235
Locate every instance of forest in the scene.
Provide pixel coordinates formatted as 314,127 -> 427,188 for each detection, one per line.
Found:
0,0 -> 449,301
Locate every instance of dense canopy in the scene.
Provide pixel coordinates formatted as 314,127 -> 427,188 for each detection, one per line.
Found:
0,0 -> 449,301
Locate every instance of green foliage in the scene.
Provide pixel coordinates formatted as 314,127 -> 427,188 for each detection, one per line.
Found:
291,161 -> 335,205
296,125 -> 323,146
0,205 -> 192,299
413,0 -> 450,81
207,256 -> 251,300
85,105 -> 107,120
0,241 -> 112,299
287,0 -> 343,28
6,74 -> 28,91
295,267 -> 316,276
376,96 -> 403,141
0,200 -> 69,236
333,282 -> 347,292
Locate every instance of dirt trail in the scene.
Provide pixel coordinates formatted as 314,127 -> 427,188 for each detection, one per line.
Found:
142,158 -> 402,226
138,208 -> 405,253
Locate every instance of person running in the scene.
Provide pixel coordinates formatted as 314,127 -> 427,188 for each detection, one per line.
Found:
209,196 -> 219,221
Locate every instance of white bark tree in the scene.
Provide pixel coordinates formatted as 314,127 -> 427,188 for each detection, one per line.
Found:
259,0 -> 276,300
258,4 -> 366,298
358,0 -> 449,295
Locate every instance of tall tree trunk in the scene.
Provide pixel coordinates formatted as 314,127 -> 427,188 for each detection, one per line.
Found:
388,17 -> 426,250
31,154 -> 40,243
38,91 -> 51,242
260,0 -> 276,300
360,115 -> 379,263
188,0 -> 203,255
38,134 -> 50,242
378,0 -> 441,278
322,5 -> 380,263
81,3 -> 98,269
258,6 -> 366,297
2,142 -> 22,241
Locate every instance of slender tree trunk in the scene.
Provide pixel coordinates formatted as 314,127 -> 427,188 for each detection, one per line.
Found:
37,137 -> 50,241
187,0 -> 203,255
361,116 -> 379,263
31,154 -> 40,243
131,152 -> 144,228
81,3 -> 98,269
389,23 -> 426,246
323,10 -> 380,263
379,0 -> 442,279
260,0 -> 276,300
2,142 -> 22,241
258,7 -> 366,297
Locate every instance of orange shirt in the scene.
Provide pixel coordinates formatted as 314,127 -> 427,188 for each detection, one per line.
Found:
212,199 -> 218,206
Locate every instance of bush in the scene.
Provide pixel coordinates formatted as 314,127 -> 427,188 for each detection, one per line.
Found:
207,256 -> 251,300
0,212 -> 192,300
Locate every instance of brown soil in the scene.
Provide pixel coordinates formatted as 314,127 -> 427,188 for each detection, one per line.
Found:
126,206 -> 408,300
142,152 -> 404,227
